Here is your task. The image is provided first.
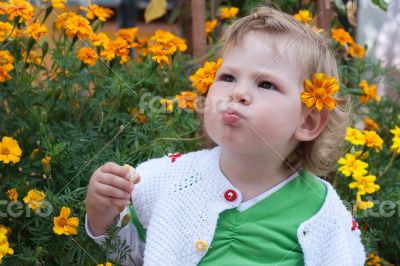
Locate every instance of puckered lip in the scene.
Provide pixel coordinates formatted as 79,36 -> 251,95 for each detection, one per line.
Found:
223,107 -> 244,118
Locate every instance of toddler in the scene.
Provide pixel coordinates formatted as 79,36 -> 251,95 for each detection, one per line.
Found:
85,5 -> 366,266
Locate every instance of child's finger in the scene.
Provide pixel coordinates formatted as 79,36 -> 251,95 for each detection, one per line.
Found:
98,173 -> 133,194
100,162 -> 130,180
96,183 -> 131,200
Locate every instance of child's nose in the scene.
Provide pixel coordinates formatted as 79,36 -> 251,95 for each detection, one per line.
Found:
229,85 -> 252,105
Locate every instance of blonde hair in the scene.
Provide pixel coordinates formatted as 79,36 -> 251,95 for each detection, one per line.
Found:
204,4 -> 351,177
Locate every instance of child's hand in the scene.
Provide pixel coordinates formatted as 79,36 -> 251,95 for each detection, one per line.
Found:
87,162 -> 138,211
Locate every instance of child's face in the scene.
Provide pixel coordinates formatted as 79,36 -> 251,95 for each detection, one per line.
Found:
204,31 -> 307,157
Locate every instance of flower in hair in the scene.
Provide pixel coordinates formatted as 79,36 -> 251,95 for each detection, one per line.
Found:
300,73 -> 339,111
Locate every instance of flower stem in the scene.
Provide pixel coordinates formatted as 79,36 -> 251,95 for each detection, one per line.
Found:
380,153 -> 397,178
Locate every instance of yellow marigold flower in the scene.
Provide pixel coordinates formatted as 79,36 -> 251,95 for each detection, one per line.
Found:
348,42 -> 365,58
6,188 -> 18,202
300,73 -> 339,111
331,28 -> 353,46
345,127 -> 366,145
367,252 -> 381,265
355,150 -> 369,160
391,140 -> 400,153
176,91 -> 198,110
219,7 -> 239,20
0,228 -> 14,263
293,10 -> 313,24
358,80 -> 380,104
41,155 -> 51,166
0,136 -> 22,164
6,0 -> 34,23
116,27 -> 138,46
52,0 -> 67,9
0,64 -> 14,83
190,58 -> 222,94
64,14 -> 93,40
349,175 -> 380,195
0,225 -> 12,235
24,21 -> 48,41
91,32 -> 110,47
159,98 -> 174,113
77,47 -> 98,66
0,22 -> 13,42
23,189 -> 45,211
363,117 -> 379,131
363,130 -> 383,152
390,125 -> 400,138
355,193 -> 374,210
338,153 -> 368,177
205,19 -> 218,35
53,207 -> 79,235
80,3 -> 113,22
97,262 -> 112,266
148,44 -> 170,68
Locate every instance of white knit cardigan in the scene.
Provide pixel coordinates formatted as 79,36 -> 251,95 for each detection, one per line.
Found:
85,146 -> 366,266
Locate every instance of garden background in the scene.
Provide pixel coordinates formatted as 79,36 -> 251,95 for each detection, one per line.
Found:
0,0 -> 399,265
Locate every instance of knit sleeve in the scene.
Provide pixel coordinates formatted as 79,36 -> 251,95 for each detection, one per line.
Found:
347,219 -> 367,265
132,154 -> 172,230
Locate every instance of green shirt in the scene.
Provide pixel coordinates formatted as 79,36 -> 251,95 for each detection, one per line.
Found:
198,170 -> 327,266
129,170 -> 327,265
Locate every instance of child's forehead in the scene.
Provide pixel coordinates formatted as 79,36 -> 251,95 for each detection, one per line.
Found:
221,31 -> 309,80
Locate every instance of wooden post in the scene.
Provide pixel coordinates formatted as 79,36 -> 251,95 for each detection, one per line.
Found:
191,0 -> 206,61
317,0 -> 334,30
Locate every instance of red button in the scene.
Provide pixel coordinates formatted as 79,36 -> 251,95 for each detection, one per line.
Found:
224,189 -> 237,202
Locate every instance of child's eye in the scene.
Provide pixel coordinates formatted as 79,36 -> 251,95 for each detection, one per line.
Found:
221,74 -> 235,82
258,81 -> 277,90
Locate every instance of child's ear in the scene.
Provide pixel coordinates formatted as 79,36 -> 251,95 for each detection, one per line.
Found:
294,108 -> 330,141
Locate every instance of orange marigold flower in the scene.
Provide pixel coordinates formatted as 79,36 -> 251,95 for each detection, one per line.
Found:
363,117 -> 379,131
363,130 -> 383,152
80,3 -> 113,22
205,19 -> 218,35
148,44 -> 170,68
300,73 -> 339,111
348,42 -> 365,58
331,28 -> 353,46
6,188 -> 18,202
190,58 -> 223,94
219,7 -> 239,20
0,2 -> 9,15
6,0 -> 34,23
0,135 -> 21,164
64,14 -> 93,40
0,22 -> 13,42
53,207 -> 79,235
91,32 -> 110,47
116,27 -> 138,46
52,0 -> 67,9
176,91 -> 198,110
77,47 -> 98,66
293,10 -> 313,24
358,80 -> 380,104
54,12 -> 76,30
41,155 -> 51,166
101,38 -> 130,64
24,21 -> 48,41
